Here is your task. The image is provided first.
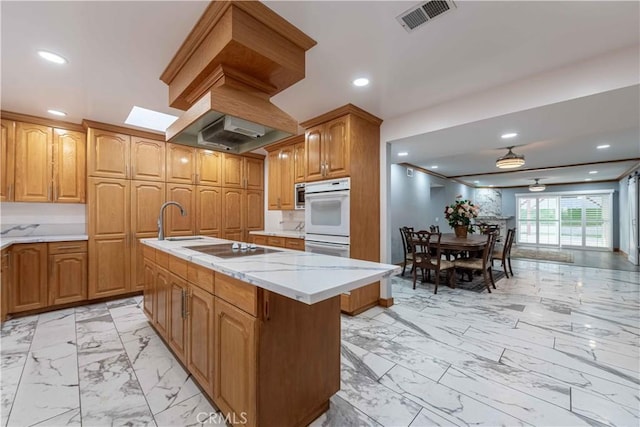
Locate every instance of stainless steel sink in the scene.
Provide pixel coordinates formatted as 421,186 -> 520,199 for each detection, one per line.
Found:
165,236 -> 205,241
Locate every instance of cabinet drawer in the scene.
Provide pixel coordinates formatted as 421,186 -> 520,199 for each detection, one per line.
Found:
267,236 -> 285,247
284,238 -> 305,251
48,241 -> 87,254
251,235 -> 267,245
156,250 -> 169,269
143,245 -> 155,261
187,262 -> 214,294
169,255 -> 188,280
215,273 -> 258,317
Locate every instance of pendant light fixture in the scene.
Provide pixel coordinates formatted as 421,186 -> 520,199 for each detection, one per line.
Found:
496,146 -> 525,169
529,178 -> 546,192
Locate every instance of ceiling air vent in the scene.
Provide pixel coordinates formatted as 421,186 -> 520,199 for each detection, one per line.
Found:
397,0 -> 456,33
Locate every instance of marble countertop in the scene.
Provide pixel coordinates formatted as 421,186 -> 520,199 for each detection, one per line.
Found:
0,235 -> 89,250
142,236 -> 400,305
249,230 -> 305,239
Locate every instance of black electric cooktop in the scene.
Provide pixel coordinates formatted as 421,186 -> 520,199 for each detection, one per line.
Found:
185,243 -> 282,259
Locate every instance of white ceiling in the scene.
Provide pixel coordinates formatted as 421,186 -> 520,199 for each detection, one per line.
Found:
2,1 -> 639,188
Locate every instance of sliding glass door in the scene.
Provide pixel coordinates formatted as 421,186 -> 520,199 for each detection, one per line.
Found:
516,191 -> 613,250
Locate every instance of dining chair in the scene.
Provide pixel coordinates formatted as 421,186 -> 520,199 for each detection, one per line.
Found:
454,232 -> 498,293
399,226 -> 415,276
429,225 -> 440,233
408,230 -> 455,294
493,227 -> 516,278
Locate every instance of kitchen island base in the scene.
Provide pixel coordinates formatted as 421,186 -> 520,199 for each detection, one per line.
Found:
143,247 -> 340,427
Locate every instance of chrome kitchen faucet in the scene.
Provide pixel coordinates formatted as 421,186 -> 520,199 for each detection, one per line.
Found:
157,201 -> 186,240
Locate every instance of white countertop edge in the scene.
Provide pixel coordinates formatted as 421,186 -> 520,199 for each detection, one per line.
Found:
142,238 -> 400,305
249,230 -> 305,239
0,235 -> 89,250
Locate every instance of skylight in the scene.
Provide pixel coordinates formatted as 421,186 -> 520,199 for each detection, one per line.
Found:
125,106 -> 178,132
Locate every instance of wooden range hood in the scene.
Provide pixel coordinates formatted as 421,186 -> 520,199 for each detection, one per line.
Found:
161,0 -> 316,152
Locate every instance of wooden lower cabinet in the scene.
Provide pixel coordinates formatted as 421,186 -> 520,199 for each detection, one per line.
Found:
187,285 -> 215,395
88,237 -> 130,299
249,235 -> 305,252
214,297 -> 257,424
340,282 -> 380,315
48,252 -> 87,305
1,249 -> 11,321
9,243 -> 48,313
142,257 -> 155,319
154,265 -> 170,338
168,273 -> 188,364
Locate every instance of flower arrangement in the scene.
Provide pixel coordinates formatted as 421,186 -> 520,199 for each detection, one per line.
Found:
444,196 -> 480,232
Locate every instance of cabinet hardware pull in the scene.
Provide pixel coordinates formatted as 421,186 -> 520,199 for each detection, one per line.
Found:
54,245 -> 82,250
53,184 -> 58,201
8,184 -> 13,200
47,184 -> 52,201
181,290 -> 186,318
263,297 -> 270,320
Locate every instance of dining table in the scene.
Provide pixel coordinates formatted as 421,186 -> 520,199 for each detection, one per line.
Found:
437,233 -> 489,252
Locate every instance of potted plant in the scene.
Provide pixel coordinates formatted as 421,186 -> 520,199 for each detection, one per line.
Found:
444,196 -> 480,238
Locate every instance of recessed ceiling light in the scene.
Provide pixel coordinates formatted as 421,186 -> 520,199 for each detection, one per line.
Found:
489,185 -> 494,187
501,132 -> 518,139
47,109 -> 67,117
589,170 -> 598,174
125,106 -> 178,132
38,50 -> 67,64
397,152 -> 408,157
584,178 -> 592,181
431,165 -> 438,169
596,144 -> 610,149
353,78 -> 369,87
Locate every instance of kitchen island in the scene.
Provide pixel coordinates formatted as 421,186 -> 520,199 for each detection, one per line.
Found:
141,236 -> 399,427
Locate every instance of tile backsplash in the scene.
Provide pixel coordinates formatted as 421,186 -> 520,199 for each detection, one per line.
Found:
0,202 -> 86,236
264,209 -> 305,232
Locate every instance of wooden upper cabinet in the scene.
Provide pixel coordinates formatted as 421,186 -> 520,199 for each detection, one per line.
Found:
131,181 -> 165,235
9,243 -> 48,313
166,143 -> 196,184
87,128 -> 130,179
1,119 -> 15,202
245,190 -> 264,234
14,122 -> 53,202
304,116 -> 350,182
293,141 -> 305,183
197,149 -> 221,186
165,183 -> 196,236
305,126 -> 323,182
222,153 -> 243,188
245,157 -> 264,190
88,178 -> 130,237
131,137 -> 165,182
279,146 -> 294,210
53,129 -> 86,203
267,150 -> 280,210
221,187 -> 244,234
196,185 -> 221,236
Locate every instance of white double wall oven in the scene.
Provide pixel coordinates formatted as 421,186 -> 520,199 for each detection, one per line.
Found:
304,177 -> 350,258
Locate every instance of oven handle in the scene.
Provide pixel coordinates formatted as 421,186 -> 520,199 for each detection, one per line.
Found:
305,240 -> 350,250
305,190 -> 350,199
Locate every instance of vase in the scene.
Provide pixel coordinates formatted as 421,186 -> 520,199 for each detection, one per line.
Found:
454,225 -> 468,238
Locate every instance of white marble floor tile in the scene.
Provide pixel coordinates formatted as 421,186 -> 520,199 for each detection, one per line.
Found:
123,335 -> 200,415
554,337 -> 640,373
7,342 -> 79,427
30,308 -> 76,351
1,315 -> 38,370
74,303 -> 109,321
154,394 -> 221,427
408,408 -> 457,427
338,362 -> 423,427
571,387 -> 640,427
439,366 -> 598,426
30,408 -> 81,426
119,322 -> 156,343
341,341 -> 395,381
1,365 -> 23,427
109,302 -> 149,334
310,394 -> 383,427
379,364 -> 526,426
76,314 -> 125,367
78,352 -> 155,426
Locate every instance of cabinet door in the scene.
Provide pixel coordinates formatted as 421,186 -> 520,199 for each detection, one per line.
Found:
214,297 -> 257,424
188,285 -> 215,396
293,141 -> 305,183
267,150 -> 280,210
168,273 -> 188,364
196,149 -> 221,186
222,188 -> 244,236
166,183 -> 196,236
131,137 -> 165,182
49,252 -> 87,305
131,181 -> 165,235
196,186 -> 221,236
222,153 -> 243,188
143,258 -> 155,320
1,119 -> 15,202
14,122 -> 53,202
87,178 -> 131,298
166,143 -> 195,184
10,243 -> 48,313
53,129 -> 86,203
279,146 -> 295,210
154,266 -> 170,339
1,249 -> 10,321
325,116 -> 350,178
87,128 -> 130,179
245,190 -> 264,234
305,126 -> 323,182
244,157 -> 264,190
